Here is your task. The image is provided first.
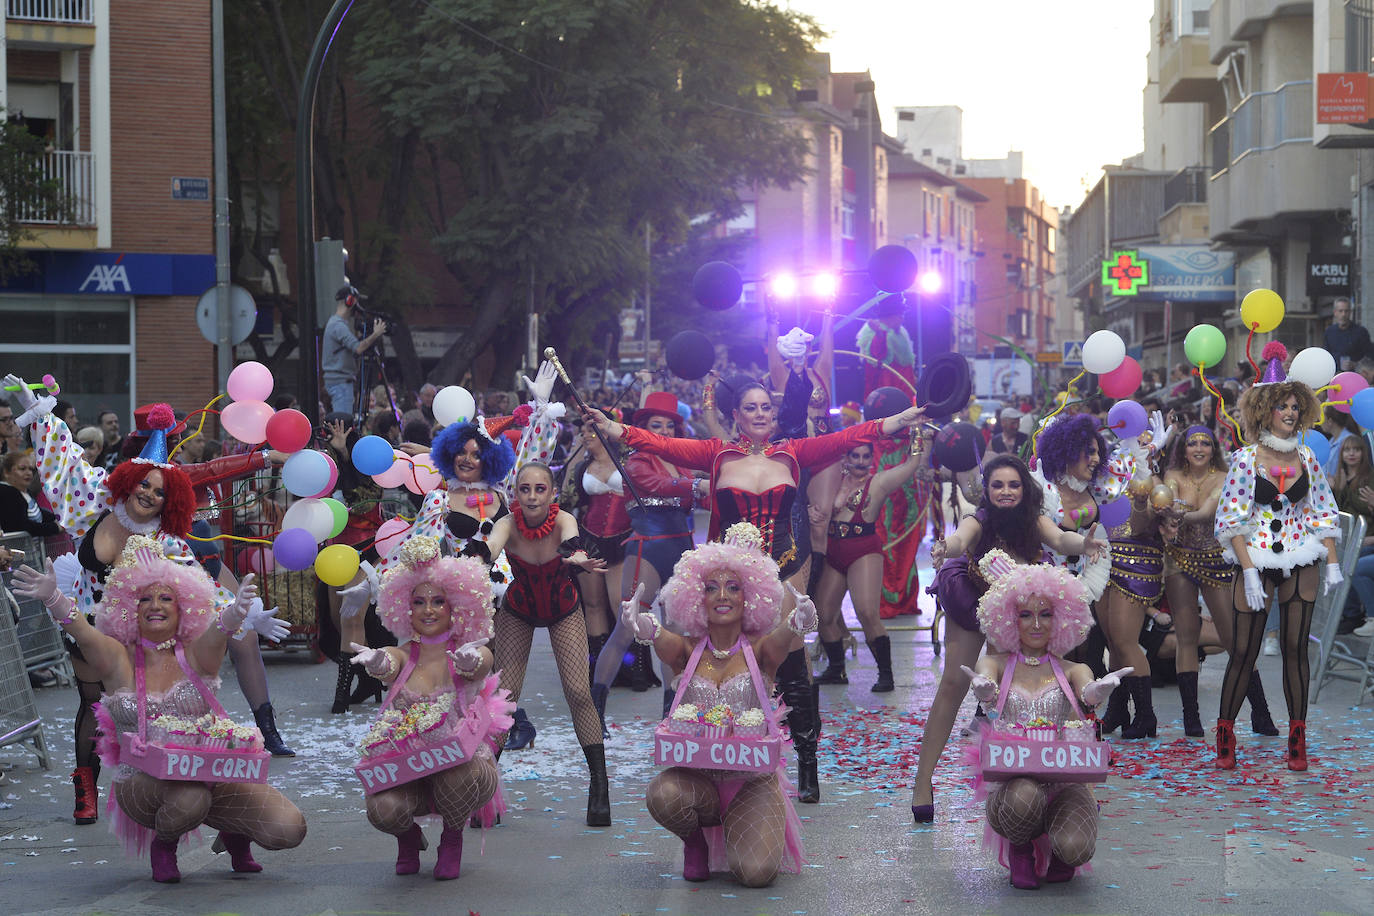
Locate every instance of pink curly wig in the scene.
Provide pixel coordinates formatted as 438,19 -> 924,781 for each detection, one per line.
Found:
975,563 -> 1093,657
660,541 -> 784,639
378,554 -> 495,644
94,556 -> 219,646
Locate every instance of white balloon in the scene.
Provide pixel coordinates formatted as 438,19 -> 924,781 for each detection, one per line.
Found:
1287,347 -> 1337,390
433,386 -> 476,427
1082,330 -> 1126,375
281,498 -> 333,542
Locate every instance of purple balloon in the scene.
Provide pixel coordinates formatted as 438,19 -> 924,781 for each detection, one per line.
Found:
273,526 -> 319,571
1106,399 -> 1147,439
1097,496 -> 1131,529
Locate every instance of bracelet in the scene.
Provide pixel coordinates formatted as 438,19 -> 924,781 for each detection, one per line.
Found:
369,649 -> 398,680
633,615 -> 662,646
450,652 -> 480,677
1079,684 -> 1101,708
48,595 -> 79,626
214,610 -> 236,636
787,608 -> 817,636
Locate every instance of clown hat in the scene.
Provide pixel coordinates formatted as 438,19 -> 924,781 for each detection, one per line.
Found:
132,403 -> 179,467
477,404 -> 532,443
1255,341 -> 1288,385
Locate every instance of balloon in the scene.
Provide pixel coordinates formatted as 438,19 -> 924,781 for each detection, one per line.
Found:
1183,324 -> 1226,368
245,549 -> 276,576
1328,371 -> 1368,413
272,527 -> 318,571
665,330 -> 716,380
281,497 -> 334,542
1302,430 -> 1330,466
1288,347 -> 1337,390
226,361 -> 274,403
309,453 -> 339,499
868,244 -> 919,293
281,450 -> 332,498
320,497 -> 348,539
373,451 -> 413,489
433,386 -> 476,427
351,435 -> 395,475
931,422 -> 982,472
314,543 -> 360,587
1098,496 -> 1131,528
692,261 -> 744,311
403,454 -> 444,495
265,408 -> 312,452
1106,400 -> 1148,438
1353,388 -> 1374,429
863,386 -> 911,422
220,399 -> 274,444
1099,356 -> 1142,399
1240,288 -> 1284,333
374,517 -> 411,559
1150,484 -> 1175,510
1081,330 -> 1126,374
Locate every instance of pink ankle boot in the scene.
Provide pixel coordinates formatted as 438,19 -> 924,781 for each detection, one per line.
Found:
1008,841 -> 1040,890
683,828 -> 709,882
395,824 -> 426,875
1043,852 -> 1075,883
150,836 -> 180,883
433,826 -> 463,880
217,832 -> 262,873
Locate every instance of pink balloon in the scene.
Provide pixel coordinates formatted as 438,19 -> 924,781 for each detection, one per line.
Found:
247,549 -> 277,575
220,399 -> 275,444
1329,371 -> 1368,414
374,517 -> 411,559
226,360 -> 274,402
1099,356 -> 1142,399
403,454 -> 444,494
309,453 -> 340,499
372,451 -> 413,489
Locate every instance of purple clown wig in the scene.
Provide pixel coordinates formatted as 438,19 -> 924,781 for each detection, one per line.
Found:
94,536 -> 219,646
660,523 -> 784,639
975,561 -> 1093,657
377,536 -> 495,644
1035,413 -> 1109,484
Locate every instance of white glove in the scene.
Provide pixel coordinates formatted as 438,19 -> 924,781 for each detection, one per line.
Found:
4,373 -> 55,427
1082,666 -> 1134,707
776,327 -> 814,361
349,642 -> 392,677
959,665 -> 998,703
1325,563 -> 1344,596
218,574 -> 258,635
784,582 -> 818,632
521,360 -> 557,406
12,560 -> 74,623
620,582 -> 659,642
337,560 -> 379,619
1242,567 -> 1265,612
447,637 -> 490,676
1147,409 -> 1172,453
241,598 -> 289,643
3,373 -> 39,411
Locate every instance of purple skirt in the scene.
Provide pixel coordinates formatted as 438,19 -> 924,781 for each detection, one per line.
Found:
932,557 -> 985,633
1107,537 -> 1164,604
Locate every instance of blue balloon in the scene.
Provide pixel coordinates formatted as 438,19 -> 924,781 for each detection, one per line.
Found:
1098,495 -> 1131,529
281,449 -> 331,498
1302,430 -> 1330,466
1352,388 -> 1374,430
351,435 -> 395,476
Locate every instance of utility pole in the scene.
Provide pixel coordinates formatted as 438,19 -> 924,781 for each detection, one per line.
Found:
211,0 -> 231,393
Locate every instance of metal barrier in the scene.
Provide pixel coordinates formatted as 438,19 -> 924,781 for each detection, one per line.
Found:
1,533 -> 72,682
0,584 -> 51,768
225,521 -> 321,657
1311,512 -> 1374,704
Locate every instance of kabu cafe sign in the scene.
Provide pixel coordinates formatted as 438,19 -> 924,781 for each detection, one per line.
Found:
1307,253 -> 1350,298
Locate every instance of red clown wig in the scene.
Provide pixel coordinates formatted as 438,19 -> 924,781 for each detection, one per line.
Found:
106,461 -> 197,538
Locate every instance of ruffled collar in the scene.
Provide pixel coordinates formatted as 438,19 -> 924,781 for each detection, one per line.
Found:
1057,475 -> 1090,493
113,500 -> 160,535
1259,432 -> 1300,453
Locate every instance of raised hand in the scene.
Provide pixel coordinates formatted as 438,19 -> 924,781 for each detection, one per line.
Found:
1147,410 -> 1172,452
242,599 -> 289,643
12,559 -> 75,623
959,665 -> 998,703
3,373 -> 39,411
1082,666 -> 1134,706
447,637 -> 490,676
784,582 -> 817,633
522,360 -> 557,405
620,582 -> 658,642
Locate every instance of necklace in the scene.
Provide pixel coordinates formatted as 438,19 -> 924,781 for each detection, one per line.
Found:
513,504 -> 559,540
1181,468 -> 1216,489
1018,652 -> 1048,666
706,636 -> 737,659
113,500 -> 160,535
139,636 -> 177,651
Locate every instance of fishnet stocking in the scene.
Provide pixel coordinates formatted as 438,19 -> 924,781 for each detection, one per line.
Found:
721,774 -> 787,887
366,782 -> 426,836
494,609 -> 603,746
113,771 -> 211,843
646,767 -> 722,838
986,777 -> 1047,845
203,783 -> 307,850
1045,783 -> 1097,866
429,745 -> 498,826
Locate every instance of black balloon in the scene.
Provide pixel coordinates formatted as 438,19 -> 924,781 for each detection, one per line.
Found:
932,422 -> 982,472
692,261 -> 743,311
917,353 -> 972,421
867,245 -> 918,294
665,330 -> 716,380
863,386 -> 910,422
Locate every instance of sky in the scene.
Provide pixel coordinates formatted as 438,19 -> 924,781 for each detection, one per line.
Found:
788,0 -> 1155,209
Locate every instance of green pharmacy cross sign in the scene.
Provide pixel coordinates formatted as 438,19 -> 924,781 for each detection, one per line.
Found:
1102,250 -> 1149,296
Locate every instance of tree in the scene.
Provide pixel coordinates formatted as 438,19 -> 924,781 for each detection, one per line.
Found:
0,113 -> 75,282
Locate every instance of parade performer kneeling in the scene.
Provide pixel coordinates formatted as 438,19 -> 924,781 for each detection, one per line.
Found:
963,556 -> 1130,890
12,539 -> 306,883
349,537 -> 512,880
626,522 -> 809,887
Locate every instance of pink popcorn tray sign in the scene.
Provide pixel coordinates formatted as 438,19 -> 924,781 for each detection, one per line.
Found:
978,733 -> 1110,783
355,700 -> 489,796
118,732 -> 270,784
652,722 -> 781,774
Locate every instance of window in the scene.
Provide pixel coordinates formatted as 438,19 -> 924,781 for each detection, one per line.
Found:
1348,1 -> 1374,73
725,201 -> 756,237
841,202 -> 856,240
1174,0 -> 1209,38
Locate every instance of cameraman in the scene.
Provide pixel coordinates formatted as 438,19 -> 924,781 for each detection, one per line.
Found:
322,284 -> 387,418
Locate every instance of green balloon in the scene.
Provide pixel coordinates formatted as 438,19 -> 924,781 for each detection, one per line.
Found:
321,497 -> 348,540
1184,324 -> 1226,368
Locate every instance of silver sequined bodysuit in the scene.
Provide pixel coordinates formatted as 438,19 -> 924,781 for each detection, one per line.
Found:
1000,681 -> 1075,726
677,672 -> 769,781
104,677 -> 221,781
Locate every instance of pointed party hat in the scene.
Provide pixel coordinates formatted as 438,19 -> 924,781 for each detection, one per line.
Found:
1255,342 -> 1288,386
132,403 -> 177,467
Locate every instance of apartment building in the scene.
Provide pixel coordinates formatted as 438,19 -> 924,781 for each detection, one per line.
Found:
0,1 -> 215,426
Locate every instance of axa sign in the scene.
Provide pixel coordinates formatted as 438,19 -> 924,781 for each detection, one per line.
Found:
78,264 -> 132,293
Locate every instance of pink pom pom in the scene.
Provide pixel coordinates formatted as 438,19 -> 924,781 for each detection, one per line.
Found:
511,404 -> 533,427
146,403 -> 176,430
1261,341 -> 1288,362
41,373 -> 59,394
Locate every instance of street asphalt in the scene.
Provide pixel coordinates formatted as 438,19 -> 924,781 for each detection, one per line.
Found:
3,569 -> 1373,916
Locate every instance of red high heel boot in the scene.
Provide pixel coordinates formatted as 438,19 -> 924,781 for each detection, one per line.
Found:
72,767 -> 98,825
1215,718 -> 1237,770
1287,720 -> 1308,771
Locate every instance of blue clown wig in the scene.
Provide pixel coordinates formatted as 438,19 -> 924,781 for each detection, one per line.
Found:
430,421 -> 516,486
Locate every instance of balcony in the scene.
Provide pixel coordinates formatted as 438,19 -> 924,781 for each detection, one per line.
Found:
1160,34 -> 1218,104
15,150 -> 94,225
6,1 -> 92,24
6,0 -> 94,48
1209,0 -> 1312,62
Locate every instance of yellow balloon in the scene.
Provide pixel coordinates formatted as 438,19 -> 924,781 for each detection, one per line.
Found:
1240,288 -> 1284,333
315,543 -> 361,587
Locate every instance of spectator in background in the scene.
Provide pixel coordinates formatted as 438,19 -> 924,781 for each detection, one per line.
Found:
1325,297 -> 1374,370
322,285 -> 387,418
1168,362 -> 1195,400
74,426 -> 103,466
95,408 -> 122,469
1328,434 -> 1374,635
54,399 -> 78,429
1357,356 -> 1374,387
0,451 -> 59,536
272,393 -> 299,413
1322,411 -> 1359,478
0,401 -> 23,455
402,383 -> 437,429
985,407 -> 1028,457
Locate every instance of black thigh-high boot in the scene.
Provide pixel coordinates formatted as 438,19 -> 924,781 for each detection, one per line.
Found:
776,648 -> 819,803
1176,670 -> 1204,737
587,632 -> 609,685
583,744 -> 611,826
